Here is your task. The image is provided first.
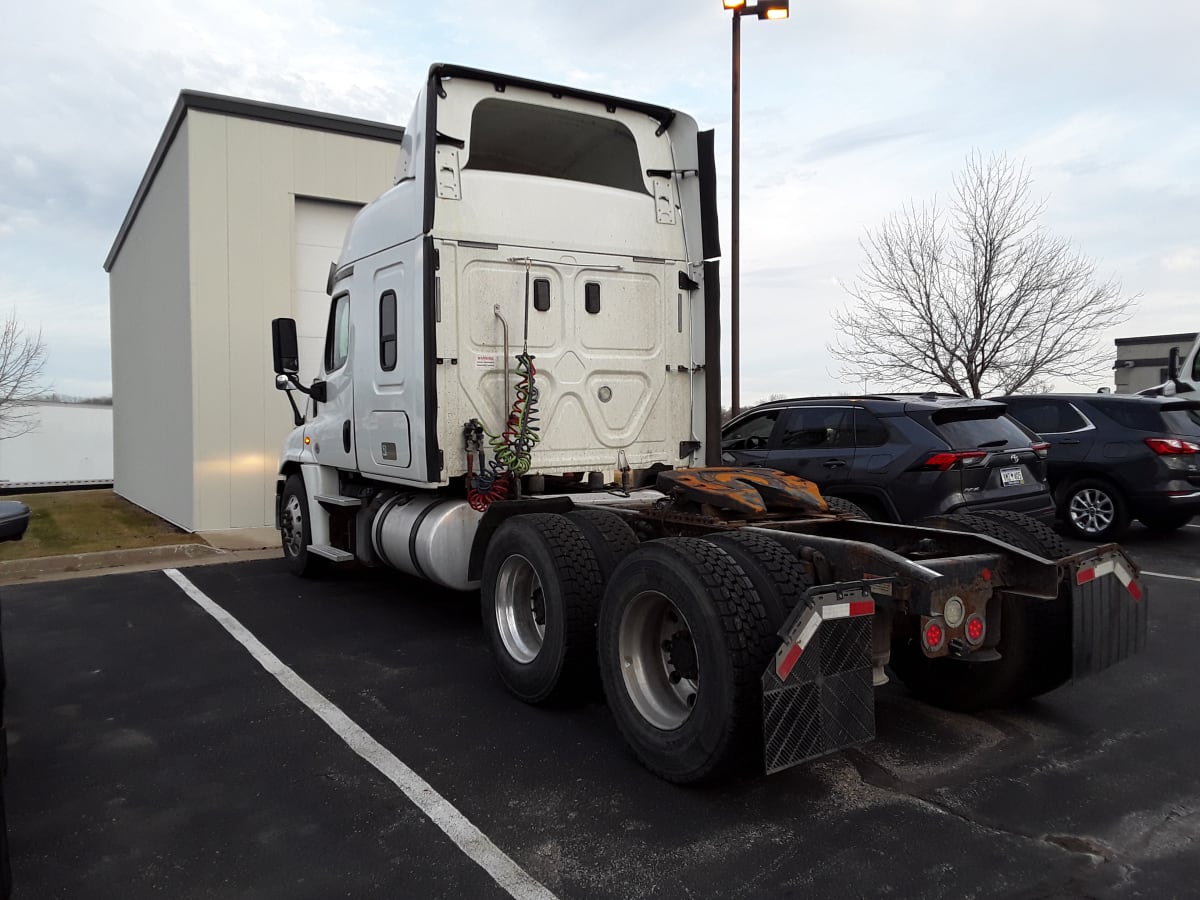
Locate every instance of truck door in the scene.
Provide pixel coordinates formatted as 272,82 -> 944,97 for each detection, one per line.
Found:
306,290 -> 358,471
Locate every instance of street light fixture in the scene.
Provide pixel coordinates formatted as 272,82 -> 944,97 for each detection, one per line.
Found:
723,0 -> 788,415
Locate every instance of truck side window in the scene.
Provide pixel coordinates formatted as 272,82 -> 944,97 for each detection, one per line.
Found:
380,291 -> 397,371
325,293 -> 350,372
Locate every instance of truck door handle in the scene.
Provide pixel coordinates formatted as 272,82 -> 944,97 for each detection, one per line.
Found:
342,421 -> 352,453
823,459 -> 847,469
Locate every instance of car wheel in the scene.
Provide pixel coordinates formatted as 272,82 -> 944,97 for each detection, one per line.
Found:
824,496 -> 871,519
1138,511 -> 1195,533
1060,479 -> 1130,541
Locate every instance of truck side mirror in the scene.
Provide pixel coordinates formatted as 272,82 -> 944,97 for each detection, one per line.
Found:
1168,346 -> 1181,381
272,318 -> 300,375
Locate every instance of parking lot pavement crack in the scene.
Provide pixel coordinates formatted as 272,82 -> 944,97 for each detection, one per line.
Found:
843,749 -> 1126,867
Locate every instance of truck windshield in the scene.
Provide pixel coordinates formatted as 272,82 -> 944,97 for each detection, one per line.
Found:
464,99 -> 648,195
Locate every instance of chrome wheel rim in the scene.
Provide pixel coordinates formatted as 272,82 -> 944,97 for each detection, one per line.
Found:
282,493 -> 304,557
495,554 -> 546,664
1069,488 -> 1115,535
617,591 -> 698,731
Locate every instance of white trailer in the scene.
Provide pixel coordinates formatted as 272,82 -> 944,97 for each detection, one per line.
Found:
270,65 -> 1147,782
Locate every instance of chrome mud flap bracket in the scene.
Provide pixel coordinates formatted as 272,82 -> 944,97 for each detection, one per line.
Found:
1070,550 -> 1148,678
761,580 -> 891,775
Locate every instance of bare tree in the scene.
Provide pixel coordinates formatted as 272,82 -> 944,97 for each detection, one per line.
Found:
831,152 -> 1135,397
0,313 -> 47,438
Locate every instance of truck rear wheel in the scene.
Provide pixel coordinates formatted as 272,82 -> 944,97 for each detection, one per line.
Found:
706,532 -> 812,630
597,538 -> 773,783
481,514 -> 604,705
565,508 -> 639,581
280,474 -> 324,577
968,510 -> 1071,560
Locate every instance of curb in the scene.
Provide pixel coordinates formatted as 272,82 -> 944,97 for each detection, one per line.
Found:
0,543 -> 252,585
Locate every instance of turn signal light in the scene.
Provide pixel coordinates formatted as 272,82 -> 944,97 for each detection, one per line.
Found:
1144,437 -> 1199,455
965,614 -> 986,645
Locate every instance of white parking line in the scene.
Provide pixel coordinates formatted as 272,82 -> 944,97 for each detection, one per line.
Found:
163,568 -> 558,900
1141,570 -> 1200,584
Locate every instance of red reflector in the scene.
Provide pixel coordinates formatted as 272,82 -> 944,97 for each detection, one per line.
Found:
849,600 -> 875,617
966,616 -> 985,642
981,568 -> 992,582
1128,579 -> 1143,602
777,643 -> 803,680
1077,567 -> 1095,585
923,621 -> 944,651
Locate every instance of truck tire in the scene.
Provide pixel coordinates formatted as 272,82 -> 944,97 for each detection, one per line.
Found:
280,474 -> 324,577
824,496 -> 870,519
565,509 -> 639,582
892,513 -> 1071,710
1059,478 -> 1130,541
966,510 -> 1071,560
481,514 -> 604,705
597,538 -> 774,783
707,532 -> 813,630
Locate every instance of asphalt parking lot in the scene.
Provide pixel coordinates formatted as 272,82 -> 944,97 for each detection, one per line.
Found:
3,521 -> 1199,899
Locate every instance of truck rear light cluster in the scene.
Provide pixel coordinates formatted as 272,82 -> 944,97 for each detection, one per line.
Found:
922,619 -> 945,652
965,614 -> 986,645
917,450 -> 987,471
1144,437 -> 1200,455
1031,442 -> 1051,459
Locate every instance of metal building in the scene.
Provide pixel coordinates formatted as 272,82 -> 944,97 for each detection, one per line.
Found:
1113,332 -> 1199,394
104,92 -> 403,530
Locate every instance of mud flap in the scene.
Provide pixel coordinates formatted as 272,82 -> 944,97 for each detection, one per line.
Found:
761,582 -> 884,775
1071,550 -> 1148,679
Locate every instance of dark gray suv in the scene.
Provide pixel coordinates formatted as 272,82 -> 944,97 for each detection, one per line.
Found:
721,395 -> 1054,522
997,393 -> 1200,540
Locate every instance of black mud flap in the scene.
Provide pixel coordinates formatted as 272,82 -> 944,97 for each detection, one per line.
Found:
1070,550 -> 1148,678
761,582 -> 885,775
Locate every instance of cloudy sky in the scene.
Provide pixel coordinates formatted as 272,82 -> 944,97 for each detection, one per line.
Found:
3,0 -> 1198,403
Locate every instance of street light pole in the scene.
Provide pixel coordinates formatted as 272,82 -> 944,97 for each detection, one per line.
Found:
722,0 -> 788,417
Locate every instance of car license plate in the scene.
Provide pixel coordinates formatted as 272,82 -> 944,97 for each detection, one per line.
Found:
1000,467 -> 1024,487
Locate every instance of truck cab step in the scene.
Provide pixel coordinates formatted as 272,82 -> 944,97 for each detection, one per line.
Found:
308,544 -> 355,563
315,494 -> 362,508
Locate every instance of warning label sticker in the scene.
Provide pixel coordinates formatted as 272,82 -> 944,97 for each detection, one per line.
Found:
475,354 -> 497,369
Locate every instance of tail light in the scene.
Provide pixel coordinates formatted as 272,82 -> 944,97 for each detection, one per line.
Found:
916,450 -> 987,471
965,614 -> 986,645
921,618 -> 946,652
1032,442 -> 1051,459
1144,437 -> 1200,455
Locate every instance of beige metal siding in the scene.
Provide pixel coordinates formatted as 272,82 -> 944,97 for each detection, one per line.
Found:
108,120 -> 195,529
186,112 -> 398,529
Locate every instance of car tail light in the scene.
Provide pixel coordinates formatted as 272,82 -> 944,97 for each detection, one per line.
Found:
1032,442 -> 1051,459
916,450 -> 988,471
1144,437 -> 1200,455
965,614 -> 986,645
922,619 -> 945,652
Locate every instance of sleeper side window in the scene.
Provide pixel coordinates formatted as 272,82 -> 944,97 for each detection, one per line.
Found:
380,290 -> 397,371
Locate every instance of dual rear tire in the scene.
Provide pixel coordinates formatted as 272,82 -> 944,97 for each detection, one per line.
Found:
480,513 -> 806,783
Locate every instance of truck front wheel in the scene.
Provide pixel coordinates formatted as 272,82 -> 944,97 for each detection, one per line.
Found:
280,474 -> 323,578
481,514 -> 604,705
598,538 -> 772,783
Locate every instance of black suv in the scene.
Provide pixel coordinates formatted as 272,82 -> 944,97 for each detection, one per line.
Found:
720,395 -> 1054,522
997,393 -> 1200,540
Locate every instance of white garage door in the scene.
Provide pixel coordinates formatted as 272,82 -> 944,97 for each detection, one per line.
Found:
293,198 -> 362,383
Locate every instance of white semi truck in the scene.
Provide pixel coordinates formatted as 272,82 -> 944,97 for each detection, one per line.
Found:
270,65 -> 1147,783
1142,333 -> 1200,396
